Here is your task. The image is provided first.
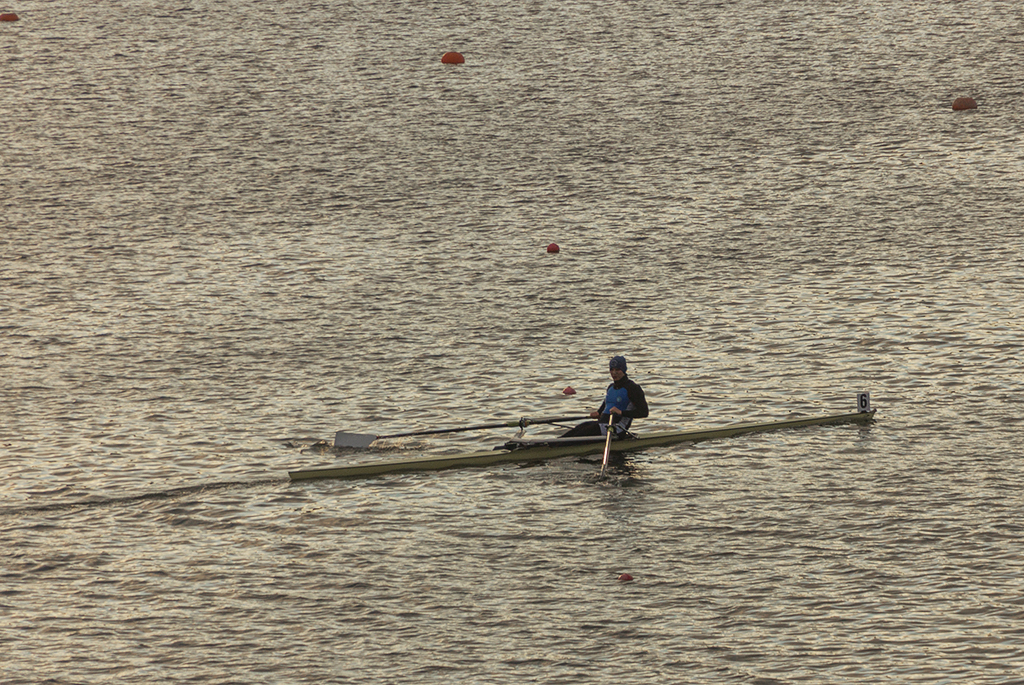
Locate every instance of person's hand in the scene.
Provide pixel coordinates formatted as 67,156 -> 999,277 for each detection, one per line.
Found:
589,411 -> 600,419
609,407 -> 622,415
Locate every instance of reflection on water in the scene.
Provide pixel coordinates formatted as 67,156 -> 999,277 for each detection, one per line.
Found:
2,0 -> 1024,682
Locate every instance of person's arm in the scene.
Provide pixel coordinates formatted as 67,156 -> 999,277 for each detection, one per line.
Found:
623,382 -> 648,419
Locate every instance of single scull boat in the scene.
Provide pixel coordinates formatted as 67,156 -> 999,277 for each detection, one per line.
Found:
288,407 -> 876,481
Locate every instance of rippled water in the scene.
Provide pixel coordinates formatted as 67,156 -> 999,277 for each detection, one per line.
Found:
3,0 -> 1024,682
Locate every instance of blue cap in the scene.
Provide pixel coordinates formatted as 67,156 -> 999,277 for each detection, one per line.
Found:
609,356 -> 627,372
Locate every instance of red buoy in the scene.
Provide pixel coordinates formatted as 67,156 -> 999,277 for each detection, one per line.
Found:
0,13 -> 19,21
546,243 -> 560,253
562,386 -> 576,395
618,573 -> 633,582
952,97 -> 977,111
441,52 -> 464,64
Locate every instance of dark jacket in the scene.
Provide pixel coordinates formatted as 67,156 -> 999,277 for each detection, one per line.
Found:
597,375 -> 648,433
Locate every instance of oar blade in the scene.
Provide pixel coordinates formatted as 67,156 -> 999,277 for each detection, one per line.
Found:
334,431 -> 378,448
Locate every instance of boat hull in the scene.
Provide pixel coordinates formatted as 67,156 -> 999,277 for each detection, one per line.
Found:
288,409 -> 875,481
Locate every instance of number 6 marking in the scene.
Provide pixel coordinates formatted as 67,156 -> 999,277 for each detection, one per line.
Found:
857,392 -> 871,413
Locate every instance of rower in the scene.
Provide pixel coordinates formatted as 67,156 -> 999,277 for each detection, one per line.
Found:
562,355 -> 649,438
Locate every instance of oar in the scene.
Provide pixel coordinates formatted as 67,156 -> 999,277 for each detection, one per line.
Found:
599,412 -> 616,478
334,415 -> 591,448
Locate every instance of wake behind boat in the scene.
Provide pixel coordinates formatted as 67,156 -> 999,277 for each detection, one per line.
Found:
288,396 -> 876,481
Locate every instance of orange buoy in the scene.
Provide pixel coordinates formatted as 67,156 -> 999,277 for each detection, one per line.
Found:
0,13 -> 19,21
546,243 -> 559,253
952,97 -> 977,111
441,52 -> 464,65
